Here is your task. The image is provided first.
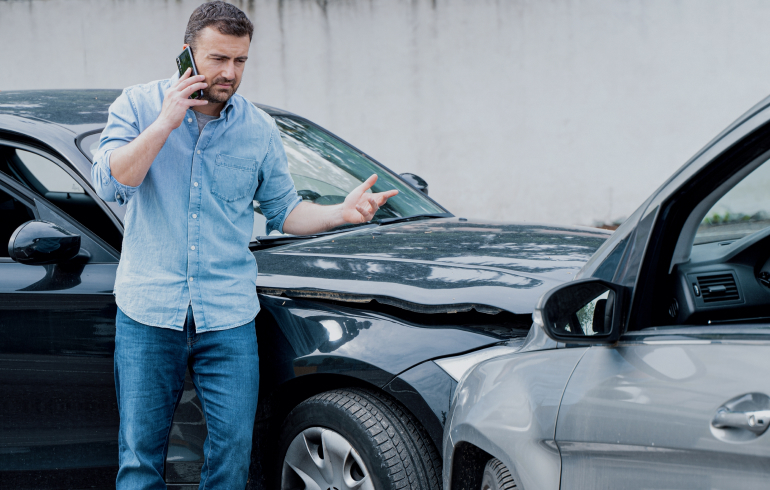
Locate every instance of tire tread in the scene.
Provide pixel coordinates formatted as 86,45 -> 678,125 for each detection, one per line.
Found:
483,458 -> 517,490
297,388 -> 441,490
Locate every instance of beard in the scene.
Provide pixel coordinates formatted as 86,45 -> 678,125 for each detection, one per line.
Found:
202,76 -> 239,103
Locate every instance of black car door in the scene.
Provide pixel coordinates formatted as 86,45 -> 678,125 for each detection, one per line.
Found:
0,147 -> 120,489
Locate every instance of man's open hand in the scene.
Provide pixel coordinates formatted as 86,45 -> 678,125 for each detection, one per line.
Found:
157,68 -> 209,132
342,175 -> 399,224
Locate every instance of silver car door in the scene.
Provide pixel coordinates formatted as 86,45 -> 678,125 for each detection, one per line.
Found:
554,325 -> 770,490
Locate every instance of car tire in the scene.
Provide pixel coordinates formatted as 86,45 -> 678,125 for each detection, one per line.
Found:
480,458 -> 517,490
278,388 -> 441,490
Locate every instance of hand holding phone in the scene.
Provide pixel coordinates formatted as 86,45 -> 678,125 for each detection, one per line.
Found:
176,47 -> 204,100
155,53 -> 207,133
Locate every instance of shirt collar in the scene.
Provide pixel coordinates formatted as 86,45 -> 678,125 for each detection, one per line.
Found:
223,95 -> 235,122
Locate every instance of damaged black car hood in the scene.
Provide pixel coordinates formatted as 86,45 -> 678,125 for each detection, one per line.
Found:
254,218 -> 610,315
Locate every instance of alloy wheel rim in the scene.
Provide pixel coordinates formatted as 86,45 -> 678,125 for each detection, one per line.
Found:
282,427 -> 374,490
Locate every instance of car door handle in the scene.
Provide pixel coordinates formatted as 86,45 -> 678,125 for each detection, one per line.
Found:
712,408 -> 770,435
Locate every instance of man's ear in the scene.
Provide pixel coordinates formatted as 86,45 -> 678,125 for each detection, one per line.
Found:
183,43 -> 189,50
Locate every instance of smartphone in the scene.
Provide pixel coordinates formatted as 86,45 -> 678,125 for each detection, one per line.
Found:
175,47 -> 204,100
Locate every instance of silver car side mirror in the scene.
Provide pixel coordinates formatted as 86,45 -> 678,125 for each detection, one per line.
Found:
533,278 -> 626,344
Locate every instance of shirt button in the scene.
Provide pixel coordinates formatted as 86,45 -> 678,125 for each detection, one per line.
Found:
192,214 -> 197,219
187,117 -> 192,123
194,182 -> 199,187
189,277 -> 194,282
197,150 -> 201,155
191,246 -> 195,250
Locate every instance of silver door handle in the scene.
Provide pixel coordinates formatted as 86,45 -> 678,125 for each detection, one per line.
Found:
712,408 -> 770,435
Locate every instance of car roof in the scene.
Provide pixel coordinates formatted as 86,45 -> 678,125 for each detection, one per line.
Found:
0,89 -> 296,132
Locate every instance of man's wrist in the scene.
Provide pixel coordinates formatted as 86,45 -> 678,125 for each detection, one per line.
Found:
150,116 -> 176,138
329,203 -> 347,229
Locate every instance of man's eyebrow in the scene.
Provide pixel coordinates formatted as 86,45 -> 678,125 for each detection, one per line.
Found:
208,53 -> 249,61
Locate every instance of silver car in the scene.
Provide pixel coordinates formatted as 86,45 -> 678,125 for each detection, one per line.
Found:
441,96 -> 770,490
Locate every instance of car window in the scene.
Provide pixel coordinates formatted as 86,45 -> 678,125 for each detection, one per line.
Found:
0,145 -> 122,251
78,132 -> 101,162
252,117 -> 445,239
694,157 -> 770,245
15,151 -> 85,194
0,187 -> 35,258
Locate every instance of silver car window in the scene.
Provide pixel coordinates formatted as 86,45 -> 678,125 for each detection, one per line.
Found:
694,157 -> 770,245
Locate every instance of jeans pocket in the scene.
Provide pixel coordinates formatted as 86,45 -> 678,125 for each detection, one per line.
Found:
212,154 -> 257,202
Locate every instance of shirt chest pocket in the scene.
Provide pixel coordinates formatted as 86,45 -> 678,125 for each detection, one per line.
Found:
212,154 -> 257,202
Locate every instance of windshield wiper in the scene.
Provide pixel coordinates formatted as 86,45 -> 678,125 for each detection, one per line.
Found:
376,213 -> 453,226
251,214 -> 452,250
251,222 -> 379,249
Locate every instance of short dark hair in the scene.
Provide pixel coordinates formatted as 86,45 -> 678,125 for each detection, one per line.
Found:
184,1 -> 254,48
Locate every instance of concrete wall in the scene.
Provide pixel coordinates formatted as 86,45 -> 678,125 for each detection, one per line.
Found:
2,0 -> 770,226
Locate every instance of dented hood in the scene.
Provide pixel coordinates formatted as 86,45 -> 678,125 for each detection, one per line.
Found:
254,218 -> 610,314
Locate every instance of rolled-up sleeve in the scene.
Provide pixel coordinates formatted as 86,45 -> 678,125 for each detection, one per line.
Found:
91,89 -> 141,206
255,124 -> 302,234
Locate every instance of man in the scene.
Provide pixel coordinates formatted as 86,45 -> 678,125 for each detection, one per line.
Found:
91,2 -> 397,488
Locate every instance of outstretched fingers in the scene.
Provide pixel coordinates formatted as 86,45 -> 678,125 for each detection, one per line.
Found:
374,189 -> 399,205
360,174 -> 378,191
343,175 -> 400,224
348,175 -> 378,202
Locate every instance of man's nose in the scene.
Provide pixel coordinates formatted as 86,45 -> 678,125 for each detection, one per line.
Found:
223,62 -> 236,80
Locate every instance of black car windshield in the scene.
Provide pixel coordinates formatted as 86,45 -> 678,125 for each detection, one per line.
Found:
79,116 -> 446,241
264,116 -> 446,239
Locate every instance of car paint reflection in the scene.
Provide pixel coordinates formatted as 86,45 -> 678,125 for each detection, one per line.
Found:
256,220 -> 609,315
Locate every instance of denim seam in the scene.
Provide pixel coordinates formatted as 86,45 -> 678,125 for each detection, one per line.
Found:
161,378 -> 187,478
187,327 -> 201,347
257,124 -> 276,170
195,370 -> 213,490
125,87 -> 140,126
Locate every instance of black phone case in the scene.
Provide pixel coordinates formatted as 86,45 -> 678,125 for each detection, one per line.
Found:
176,48 -> 204,100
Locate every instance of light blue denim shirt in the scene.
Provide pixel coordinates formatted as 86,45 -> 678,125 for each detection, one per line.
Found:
92,75 -> 302,332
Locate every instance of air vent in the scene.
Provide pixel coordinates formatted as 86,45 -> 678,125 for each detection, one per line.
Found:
697,273 -> 740,303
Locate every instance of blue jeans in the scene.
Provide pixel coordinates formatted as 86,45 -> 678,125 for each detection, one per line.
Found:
114,307 -> 259,489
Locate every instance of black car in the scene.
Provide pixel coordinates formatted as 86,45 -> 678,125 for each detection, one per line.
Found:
0,90 -> 609,490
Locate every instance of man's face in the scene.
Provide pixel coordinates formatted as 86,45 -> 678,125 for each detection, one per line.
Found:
189,26 -> 250,104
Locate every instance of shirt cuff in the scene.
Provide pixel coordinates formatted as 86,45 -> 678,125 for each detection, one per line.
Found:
272,194 -> 303,235
105,149 -> 139,206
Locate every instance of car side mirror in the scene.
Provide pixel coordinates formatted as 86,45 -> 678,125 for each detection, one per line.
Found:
8,220 -> 81,265
400,173 -> 429,195
533,278 -> 625,344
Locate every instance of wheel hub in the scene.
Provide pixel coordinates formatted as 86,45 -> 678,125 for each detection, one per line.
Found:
282,427 -> 374,490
